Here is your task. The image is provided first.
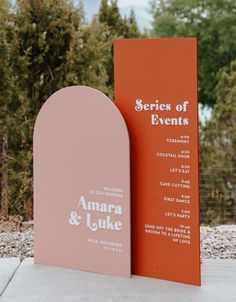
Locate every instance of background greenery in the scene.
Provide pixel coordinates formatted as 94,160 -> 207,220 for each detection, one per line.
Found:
0,0 -> 235,225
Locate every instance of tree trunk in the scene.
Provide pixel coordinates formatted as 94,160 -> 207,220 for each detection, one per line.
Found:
1,132 -> 9,216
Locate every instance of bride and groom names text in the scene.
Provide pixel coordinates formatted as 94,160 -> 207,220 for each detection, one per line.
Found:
69,195 -> 123,232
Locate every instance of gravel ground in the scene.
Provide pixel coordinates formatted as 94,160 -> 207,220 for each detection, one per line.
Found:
0,225 -> 236,259
0,229 -> 34,259
201,225 -> 236,259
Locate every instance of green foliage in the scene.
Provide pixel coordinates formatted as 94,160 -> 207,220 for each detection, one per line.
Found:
150,0 -> 236,107
15,0 -> 83,110
98,0 -> 141,98
124,9 -> 141,38
0,0 -> 17,216
200,60 -> 236,224
74,17 -> 111,94
99,0 -> 124,35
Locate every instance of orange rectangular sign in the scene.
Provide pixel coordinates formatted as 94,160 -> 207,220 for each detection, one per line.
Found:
114,38 -> 200,285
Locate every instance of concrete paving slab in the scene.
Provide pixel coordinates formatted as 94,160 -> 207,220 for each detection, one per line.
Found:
1,258 -> 236,302
0,258 -> 20,296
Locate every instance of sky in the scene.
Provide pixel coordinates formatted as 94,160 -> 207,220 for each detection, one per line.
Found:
117,0 -> 150,5
83,0 -> 150,6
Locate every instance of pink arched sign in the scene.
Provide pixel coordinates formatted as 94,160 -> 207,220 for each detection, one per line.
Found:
34,86 -> 130,277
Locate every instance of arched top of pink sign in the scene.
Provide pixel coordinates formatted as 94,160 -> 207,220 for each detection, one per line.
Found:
34,85 -> 129,141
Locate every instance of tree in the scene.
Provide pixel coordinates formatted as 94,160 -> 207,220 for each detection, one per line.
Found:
98,0 -> 141,98
150,0 -> 236,107
99,0 -> 125,36
0,0 -> 14,216
14,0 -> 85,111
2,0 -> 85,219
66,16 -> 111,95
124,8 -> 140,38
200,60 -> 236,224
